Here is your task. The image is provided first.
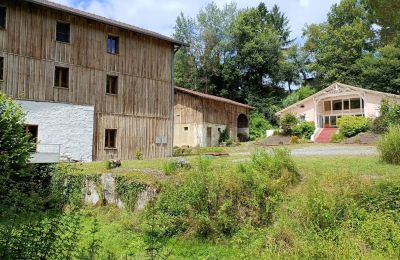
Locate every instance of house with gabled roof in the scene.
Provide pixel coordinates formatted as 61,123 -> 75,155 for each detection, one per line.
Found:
277,82 -> 400,142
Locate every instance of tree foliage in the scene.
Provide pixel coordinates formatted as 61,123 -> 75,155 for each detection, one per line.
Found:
0,92 -> 33,180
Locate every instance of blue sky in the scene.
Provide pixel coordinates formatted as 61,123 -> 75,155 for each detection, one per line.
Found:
53,0 -> 340,43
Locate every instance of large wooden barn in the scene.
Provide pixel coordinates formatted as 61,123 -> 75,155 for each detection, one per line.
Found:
0,0 -> 185,161
174,87 -> 252,147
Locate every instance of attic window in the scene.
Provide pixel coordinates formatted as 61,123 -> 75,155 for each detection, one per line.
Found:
0,7 -> 6,29
107,35 -> 119,54
56,22 -> 70,43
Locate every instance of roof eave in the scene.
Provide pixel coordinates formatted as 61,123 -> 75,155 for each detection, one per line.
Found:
24,0 -> 188,47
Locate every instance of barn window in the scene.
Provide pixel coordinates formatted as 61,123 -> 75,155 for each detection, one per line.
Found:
107,35 -> 119,54
0,7 -> 6,29
0,57 -> 4,81
105,129 -> 117,149
106,75 -> 118,94
184,127 -> 189,131
56,22 -> 70,43
54,67 -> 69,88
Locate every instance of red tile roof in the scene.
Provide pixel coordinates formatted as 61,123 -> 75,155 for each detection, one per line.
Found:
175,86 -> 254,109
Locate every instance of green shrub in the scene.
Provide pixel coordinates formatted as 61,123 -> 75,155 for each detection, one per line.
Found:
331,132 -> 345,143
377,126 -> 400,165
0,92 -> 34,178
162,160 -> 179,175
292,121 -> 315,139
251,148 -> 300,183
218,128 -> 230,143
135,149 -> 143,160
249,113 -> 272,140
279,113 -> 298,136
173,146 -> 193,157
337,116 -> 370,138
372,99 -> 400,134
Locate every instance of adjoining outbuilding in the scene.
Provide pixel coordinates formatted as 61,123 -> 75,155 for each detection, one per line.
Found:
174,87 -> 253,147
277,82 -> 400,142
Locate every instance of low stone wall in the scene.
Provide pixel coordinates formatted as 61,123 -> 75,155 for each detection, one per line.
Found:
84,173 -> 156,211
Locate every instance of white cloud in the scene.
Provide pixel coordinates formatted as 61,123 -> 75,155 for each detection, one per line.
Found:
52,0 -> 340,42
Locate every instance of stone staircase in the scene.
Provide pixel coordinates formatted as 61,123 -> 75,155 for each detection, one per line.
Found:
315,128 -> 338,143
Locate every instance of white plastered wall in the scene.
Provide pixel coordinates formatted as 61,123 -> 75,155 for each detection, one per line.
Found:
18,100 -> 95,162
174,123 -> 227,147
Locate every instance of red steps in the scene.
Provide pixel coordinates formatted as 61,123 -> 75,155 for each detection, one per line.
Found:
315,128 -> 338,143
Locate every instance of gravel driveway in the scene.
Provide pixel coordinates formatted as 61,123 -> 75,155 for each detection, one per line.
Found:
231,144 -> 378,158
290,144 -> 378,157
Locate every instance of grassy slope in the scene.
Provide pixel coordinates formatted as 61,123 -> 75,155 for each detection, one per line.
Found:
74,153 -> 400,259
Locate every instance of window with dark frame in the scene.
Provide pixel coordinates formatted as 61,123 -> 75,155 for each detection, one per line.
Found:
0,7 -> 6,29
0,57 -> 4,81
105,129 -> 117,149
107,35 -> 119,54
106,75 -> 118,94
184,127 -> 189,131
56,22 -> 70,43
54,67 -> 69,88
332,100 -> 342,110
350,99 -> 361,109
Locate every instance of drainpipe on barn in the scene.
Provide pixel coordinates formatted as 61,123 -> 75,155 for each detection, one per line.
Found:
170,44 -> 181,157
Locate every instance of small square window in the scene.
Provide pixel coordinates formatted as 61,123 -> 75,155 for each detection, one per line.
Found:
106,75 -> 118,94
54,67 -> 69,88
56,22 -> 70,43
0,7 -> 6,29
184,127 -> 189,131
107,35 -> 119,54
105,129 -> 117,149
0,57 -> 4,81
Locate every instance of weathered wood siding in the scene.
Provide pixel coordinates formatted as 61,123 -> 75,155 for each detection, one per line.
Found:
0,0 -> 174,160
174,90 -> 250,145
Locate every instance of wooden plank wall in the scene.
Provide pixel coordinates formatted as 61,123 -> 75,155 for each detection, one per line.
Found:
0,0 -> 174,160
174,91 -> 250,138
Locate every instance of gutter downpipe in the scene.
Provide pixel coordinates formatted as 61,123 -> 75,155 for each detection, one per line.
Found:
169,44 -> 181,157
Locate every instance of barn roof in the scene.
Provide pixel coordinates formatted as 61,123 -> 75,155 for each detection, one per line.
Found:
277,82 -> 400,115
175,86 -> 254,109
23,0 -> 188,47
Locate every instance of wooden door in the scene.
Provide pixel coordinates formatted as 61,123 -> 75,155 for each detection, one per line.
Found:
206,127 -> 212,147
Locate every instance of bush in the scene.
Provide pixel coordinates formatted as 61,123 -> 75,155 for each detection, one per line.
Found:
330,132 -> 345,143
292,121 -> 315,140
249,113 -> 272,140
162,160 -> 179,175
218,128 -> 230,144
135,149 -> 143,160
372,99 -> 400,134
279,113 -> 298,136
0,92 -> 34,177
173,146 -> 193,157
377,126 -> 400,165
337,116 -> 370,138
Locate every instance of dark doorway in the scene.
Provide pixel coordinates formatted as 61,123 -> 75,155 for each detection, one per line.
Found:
237,114 -> 249,142
25,125 -> 38,151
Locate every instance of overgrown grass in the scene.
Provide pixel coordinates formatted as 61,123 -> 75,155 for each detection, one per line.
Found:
378,126 -> 400,165
3,152 -> 400,258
